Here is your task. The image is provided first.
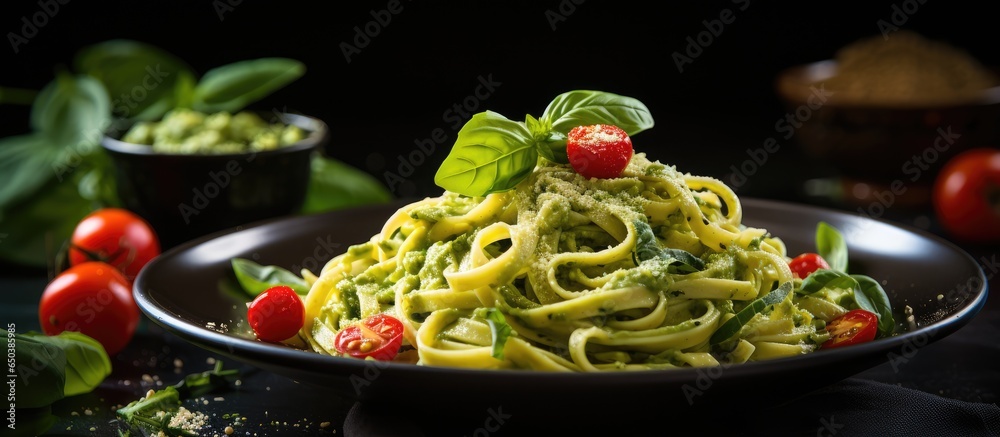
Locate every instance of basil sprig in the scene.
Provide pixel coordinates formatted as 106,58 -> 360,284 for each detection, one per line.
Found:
798,223 -> 895,337
434,90 -> 654,197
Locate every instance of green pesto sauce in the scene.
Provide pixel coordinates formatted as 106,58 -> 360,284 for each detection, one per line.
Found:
121,108 -> 306,154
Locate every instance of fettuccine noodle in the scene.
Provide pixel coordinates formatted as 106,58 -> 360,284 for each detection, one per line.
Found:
300,153 -> 835,371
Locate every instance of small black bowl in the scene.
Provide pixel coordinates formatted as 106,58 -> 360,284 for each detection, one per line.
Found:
101,112 -> 328,249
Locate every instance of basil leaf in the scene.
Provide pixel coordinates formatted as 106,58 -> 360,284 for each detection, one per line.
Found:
192,58 -> 305,113
541,90 -> 655,136
231,258 -> 310,296
0,176 -> 94,267
0,133 -> 58,210
74,39 -> 196,121
852,274 -> 895,337
483,308 -> 513,360
710,282 -> 793,345
534,131 -> 568,164
23,330 -> 111,397
30,73 -> 110,148
816,221 -> 848,272
798,269 -> 859,295
4,329 -> 66,409
301,155 -> 392,214
633,220 -> 704,272
434,111 -> 537,196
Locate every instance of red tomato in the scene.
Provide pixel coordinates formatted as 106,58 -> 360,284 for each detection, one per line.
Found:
334,313 -> 404,361
932,148 -> 1000,243
39,261 -> 140,356
68,208 -> 161,283
566,124 -> 633,179
822,309 -> 878,349
788,253 -> 831,279
247,286 -> 305,343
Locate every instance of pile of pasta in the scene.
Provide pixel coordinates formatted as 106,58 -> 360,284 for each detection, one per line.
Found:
300,153 -> 829,371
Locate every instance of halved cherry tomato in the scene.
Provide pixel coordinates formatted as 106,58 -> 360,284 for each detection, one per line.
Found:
788,253 -> 831,279
822,309 -> 878,349
68,208 -> 161,284
334,313 -> 404,361
247,285 -> 304,343
566,124 -> 633,179
39,261 -> 140,356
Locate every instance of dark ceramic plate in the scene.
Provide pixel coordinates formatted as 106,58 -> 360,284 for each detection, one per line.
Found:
134,198 -> 988,414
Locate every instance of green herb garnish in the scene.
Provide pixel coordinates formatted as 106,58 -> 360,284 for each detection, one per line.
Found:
434,90 -> 654,197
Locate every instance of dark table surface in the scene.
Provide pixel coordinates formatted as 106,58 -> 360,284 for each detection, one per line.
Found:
2,164 -> 999,437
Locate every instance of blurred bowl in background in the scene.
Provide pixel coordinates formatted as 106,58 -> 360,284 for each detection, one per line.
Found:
102,112 -> 328,249
775,32 -> 1000,210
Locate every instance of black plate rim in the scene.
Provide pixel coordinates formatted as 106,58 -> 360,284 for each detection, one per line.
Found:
133,197 -> 989,387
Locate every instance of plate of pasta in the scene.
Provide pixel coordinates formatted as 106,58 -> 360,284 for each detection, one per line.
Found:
133,91 -> 988,413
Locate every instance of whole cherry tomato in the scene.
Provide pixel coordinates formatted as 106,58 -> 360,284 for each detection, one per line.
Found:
68,208 -> 161,283
788,253 -> 831,279
822,309 -> 878,349
566,124 -> 634,179
334,313 -> 404,361
247,285 -> 305,343
39,261 -> 140,356
932,148 -> 1000,243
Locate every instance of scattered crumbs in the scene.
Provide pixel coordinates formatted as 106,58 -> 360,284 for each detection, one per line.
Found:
174,358 -> 184,368
84,409 -> 93,416
156,380 -> 163,386
89,427 -> 96,432
214,397 -> 225,402
123,380 -> 132,386
266,386 -> 271,391
937,294 -> 944,301
71,411 -> 79,416
146,389 -> 156,399
225,425 -> 235,435
142,374 -> 154,383
904,305 -> 914,315
203,399 -> 210,405
168,406 -> 209,434
66,426 -> 72,431
234,380 -> 243,387
207,357 -> 217,365
320,421 -> 331,428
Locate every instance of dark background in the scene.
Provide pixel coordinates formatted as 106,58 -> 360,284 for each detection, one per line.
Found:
2,0 -> 996,199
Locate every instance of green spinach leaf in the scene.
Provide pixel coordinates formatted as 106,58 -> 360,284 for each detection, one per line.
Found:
231,258 -> 310,296
852,274 -> 896,337
30,73 -> 110,149
74,39 -> 197,121
192,58 -> 305,113
23,331 -> 112,397
710,281 -> 793,345
301,155 -> 392,214
482,308 -> 513,360
816,221 -> 848,272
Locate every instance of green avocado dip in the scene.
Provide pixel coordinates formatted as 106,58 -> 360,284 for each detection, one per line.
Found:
121,108 -> 307,154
